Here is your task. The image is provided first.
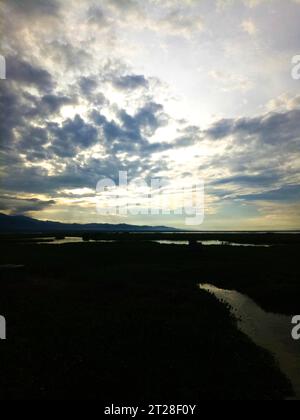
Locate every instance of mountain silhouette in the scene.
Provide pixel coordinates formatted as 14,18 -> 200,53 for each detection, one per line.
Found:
0,213 -> 178,233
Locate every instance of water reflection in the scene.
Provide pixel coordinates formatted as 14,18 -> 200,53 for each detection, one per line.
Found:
157,240 -> 269,247
34,237 -> 270,247
36,237 -> 115,245
199,284 -> 300,399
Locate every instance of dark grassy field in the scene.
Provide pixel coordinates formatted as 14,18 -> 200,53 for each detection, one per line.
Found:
0,236 -> 299,400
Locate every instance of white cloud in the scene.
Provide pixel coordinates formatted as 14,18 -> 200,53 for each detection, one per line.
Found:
266,94 -> 300,112
209,70 -> 253,92
241,19 -> 258,35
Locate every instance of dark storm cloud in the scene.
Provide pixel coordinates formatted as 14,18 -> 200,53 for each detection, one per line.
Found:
112,75 -> 149,91
0,85 -> 46,156
21,93 -> 75,120
39,95 -> 74,114
0,80 -> 172,195
133,102 -> 168,133
118,102 -> 167,136
0,84 -> 21,146
238,185 -> 300,203
91,101 -> 170,155
47,40 -> 92,71
206,110 -> 300,146
212,174 -> 281,187
1,60 -> 173,171
7,56 -> 54,92
47,115 -> 99,158
8,0 -> 59,16
79,77 -> 99,96
173,125 -> 202,147
108,0 -> 139,12
205,119 -> 234,139
0,152 -> 164,196
0,51 -> 190,203
174,137 -> 197,147
17,126 -> 49,158
201,107 -> 300,203
0,80 -> 75,161
86,5 -> 108,27
0,195 -> 56,215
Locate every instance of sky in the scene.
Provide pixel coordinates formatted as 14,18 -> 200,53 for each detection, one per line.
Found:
0,0 -> 300,230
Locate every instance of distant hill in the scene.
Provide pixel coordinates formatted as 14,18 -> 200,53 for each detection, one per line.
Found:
0,213 -> 178,233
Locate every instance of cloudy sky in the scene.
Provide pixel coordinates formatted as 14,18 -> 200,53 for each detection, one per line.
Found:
1,0 -> 300,229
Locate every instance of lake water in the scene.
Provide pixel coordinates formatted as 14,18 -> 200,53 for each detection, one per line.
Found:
156,240 -> 270,247
34,237 -> 270,247
199,284 -> 300,400
35,237 -> 115,245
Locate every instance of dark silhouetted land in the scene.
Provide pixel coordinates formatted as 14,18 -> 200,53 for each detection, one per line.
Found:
0,234 -> 299,400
